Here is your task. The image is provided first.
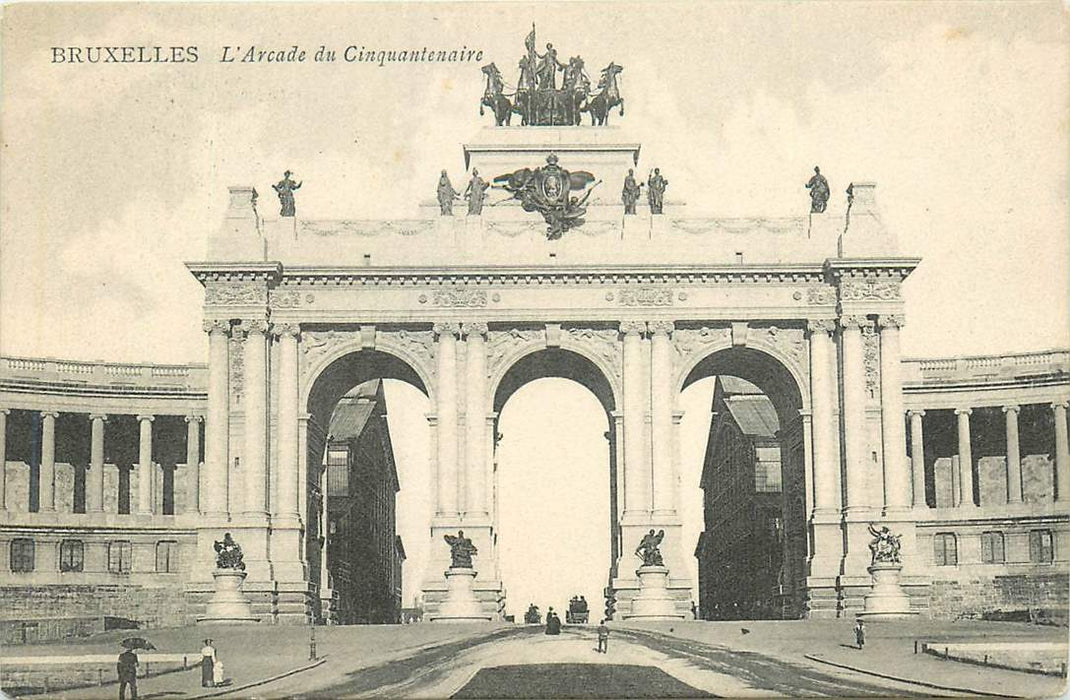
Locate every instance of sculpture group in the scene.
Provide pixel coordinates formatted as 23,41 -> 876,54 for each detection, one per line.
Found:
481,25 -> 624,126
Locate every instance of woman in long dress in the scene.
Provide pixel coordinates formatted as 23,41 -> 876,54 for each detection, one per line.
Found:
200,639 -> 216,687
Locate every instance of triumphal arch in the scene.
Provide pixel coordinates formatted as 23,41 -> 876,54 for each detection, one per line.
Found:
186,34 -> 920,621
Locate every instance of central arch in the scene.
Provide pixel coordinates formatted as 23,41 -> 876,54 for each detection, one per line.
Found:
491,346 -> 620,617
303,346 -> 432,623
680,343 -> 810,620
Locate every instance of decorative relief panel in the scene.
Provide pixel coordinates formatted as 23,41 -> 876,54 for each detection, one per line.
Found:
229,331 -> 245,406
300,330 -> 357,379
205,281 -> 267,306
751,326 -> 807,367
673,326 -> 731,371
839,277 -> 901,301
863,324 -> 881,400
486,328 -> 545,381
617,287 -> 674,307
801,286 -> 836,305
565,326 -> 623,381
430,288 -> 488,307
269,289 -> 304,309
380,329 -> 436,379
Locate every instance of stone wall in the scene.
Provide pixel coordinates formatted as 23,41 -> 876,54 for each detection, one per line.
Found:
928,572 -> 1069,621
0,583 -> 189,630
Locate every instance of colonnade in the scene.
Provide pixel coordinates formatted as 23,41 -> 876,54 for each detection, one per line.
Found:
0,408 -> 202,515
906,401 -> 1070,508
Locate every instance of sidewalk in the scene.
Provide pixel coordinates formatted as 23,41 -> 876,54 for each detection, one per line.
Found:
622,619 -> 1068,698
6,622 -> 505,699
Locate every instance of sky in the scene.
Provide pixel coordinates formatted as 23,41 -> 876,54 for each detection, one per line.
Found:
1,1 -> 1068,613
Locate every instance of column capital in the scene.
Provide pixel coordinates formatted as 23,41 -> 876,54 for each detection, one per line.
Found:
89,412 -> 108,421
39,409 -> 60,419
877,314 -> 906,329
0,408 -> 10,416
271,322 -> 301,339
433,321 -> 461,338
461,321 -> 489,337
1002,404 -> 1021,415
906,408 -> 926,418
648,320 -> 675,336
839,314 -> 870,330
807,318 -> 837,334
1052,400 -> 1069,411
239,318 -> 270,336
202,318 -> 231,335
619,320 -> 647,336
136,414 -> 155,423
184,414 -> 205,424
954,407 -> 973,416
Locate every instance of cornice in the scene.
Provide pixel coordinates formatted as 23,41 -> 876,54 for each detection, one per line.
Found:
825,258 -> 921,280
186,262 -> 282,286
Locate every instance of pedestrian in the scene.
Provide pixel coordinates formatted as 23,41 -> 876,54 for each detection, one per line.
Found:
201,638 -> 217,687
596,619 -> 609,654
117,648 -> 139,700
213,655 -> 225,687
854,619 -> 866,649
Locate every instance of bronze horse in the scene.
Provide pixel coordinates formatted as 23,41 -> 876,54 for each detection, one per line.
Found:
582,62 -> 624,126
480,63 -> 514,126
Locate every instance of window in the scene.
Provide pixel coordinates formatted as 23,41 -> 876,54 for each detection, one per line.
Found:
1029,530 -> 1054,564
155,541 -> 178,573
59,540 -> 84,572
933,533 -> 958,566
108,541 -> 132,573
980,532 -> 1005,564
10,538 -> 34,572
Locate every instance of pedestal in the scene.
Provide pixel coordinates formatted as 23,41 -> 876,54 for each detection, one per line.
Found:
622,566 -> 685,620
857,563 -> 919,620
198,569 -> 259,625
428,568 -> 493,622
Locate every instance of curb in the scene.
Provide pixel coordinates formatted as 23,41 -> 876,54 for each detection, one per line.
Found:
803,654 -> 1012,697
189,655 -> 328,698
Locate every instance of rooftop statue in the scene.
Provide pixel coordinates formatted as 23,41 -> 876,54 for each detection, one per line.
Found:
621,169 -> 643,215
806,166 -> 830,214
464,169 -> 490,216
647,168 -> 668,215
480,25 -> 624,126
437,170 -> 459,216
635,528 -> 665,567
444,530 -> 478,569
494,153 -> 599,240
272,171 -> 301,217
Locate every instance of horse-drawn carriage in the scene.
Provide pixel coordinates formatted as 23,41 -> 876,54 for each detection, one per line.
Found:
565,596 -> 590,624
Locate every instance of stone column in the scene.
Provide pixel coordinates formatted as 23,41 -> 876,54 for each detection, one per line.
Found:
878,315 -> 910,515
621,320 -> 648,517
649,321 -> 675,515
1003,405 -> 1022,504
840,315 -> 871,515
87,413 -> 107,513
242,319 -> 269,518
203,319 -> 230,518
0,408 -> 8,511
185,415 -> 202,513
807,320 -> 838,515
955,408 -> 974,507
908,410 -> 926,507
39,410 -> 59,512
463,321 -> 488,519
1053,401 -> 1069,503
274,323 -> 301,524
137,415 -> 154,515
434,322 -> 460,517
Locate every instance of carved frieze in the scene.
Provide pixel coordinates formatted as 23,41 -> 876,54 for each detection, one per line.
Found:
863,324 -> 881,399
487,327 -> 545,380
565,327 -> 622,381
431,288 -> 488,307
752,326 -> 807,366
804,286 -> 837,305
839,277 -> 901,301
269,289 -> 304,309
229,331 -> 245,406
205,281 -> 267,307
617,288 -> 674,307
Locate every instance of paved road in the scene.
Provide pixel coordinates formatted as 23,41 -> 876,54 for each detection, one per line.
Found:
248,625 -> 968,698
